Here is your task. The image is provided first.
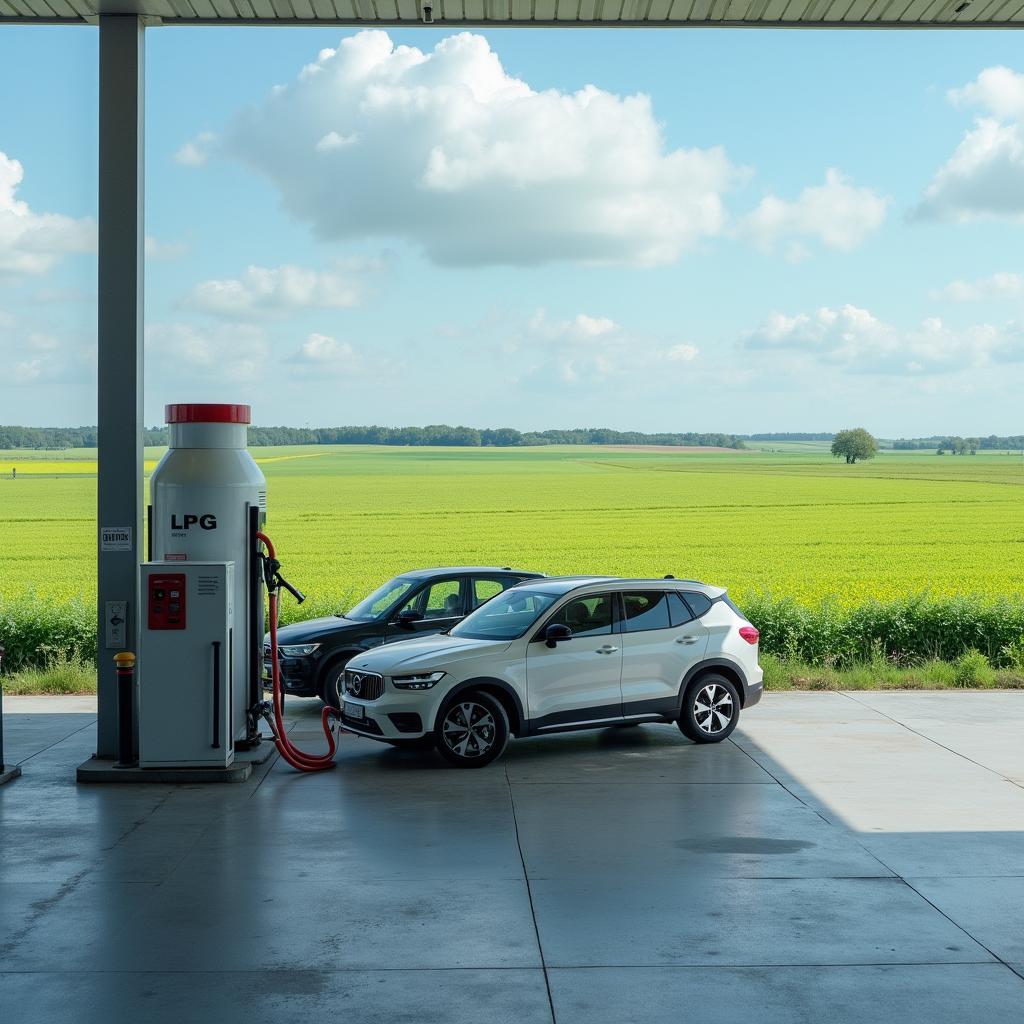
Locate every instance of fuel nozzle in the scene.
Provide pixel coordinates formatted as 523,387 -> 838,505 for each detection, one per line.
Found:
260,553 -> 306,604
278,574 -> 306,605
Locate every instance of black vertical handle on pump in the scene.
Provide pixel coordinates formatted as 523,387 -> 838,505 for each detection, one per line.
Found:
247,505 -> 263,744
211,641 -> 221,749
228,628 -> 234,752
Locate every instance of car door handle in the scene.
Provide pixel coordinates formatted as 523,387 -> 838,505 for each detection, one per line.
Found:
676,636 -> 700,645
596,645 -> 619,654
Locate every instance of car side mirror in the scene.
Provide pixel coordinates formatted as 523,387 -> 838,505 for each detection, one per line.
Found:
544,623 -> 572,648
396,608 -> 424,627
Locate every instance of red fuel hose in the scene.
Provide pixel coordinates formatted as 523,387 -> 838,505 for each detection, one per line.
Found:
257,531 -> 341,772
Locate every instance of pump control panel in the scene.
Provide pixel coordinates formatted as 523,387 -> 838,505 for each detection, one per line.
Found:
147,573 -> 187,630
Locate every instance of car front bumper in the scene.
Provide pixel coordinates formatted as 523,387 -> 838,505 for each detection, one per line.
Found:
339,689 -> 442,741
262,654 -> 318,698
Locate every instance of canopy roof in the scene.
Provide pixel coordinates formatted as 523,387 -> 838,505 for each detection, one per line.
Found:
3,0 -> 1022,28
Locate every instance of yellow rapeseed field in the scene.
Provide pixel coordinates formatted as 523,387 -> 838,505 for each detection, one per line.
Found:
2,445 -> 1022,612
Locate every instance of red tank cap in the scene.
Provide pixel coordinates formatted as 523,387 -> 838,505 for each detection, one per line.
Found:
165,404 -> 251,425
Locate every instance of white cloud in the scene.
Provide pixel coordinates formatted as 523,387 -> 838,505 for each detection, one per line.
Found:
182,262 -> 373,318
146,322 -> 269,382
915,118 -> 1024,222
571,313 -> 617,338
742,169 -> 888,256
295,332 -> 355,363
174,132 -> 217,167
0,150 -> 95,275
513,308 -> 699,387
315,131 -> 358,152
949,65 -> 1024,122
916,67 -> 1024,222
12,359 -> 43,383
220,31 -> 744,267
666,343 -> 699,362
741,303 -> 1024,374
145,235 -> 189,261
519,310 -> 621,384
527,309 -> 619,343
288,331 -> 403,381
0,326 -> 88,387
28,332 -> 60,351
933,272 -> 1024,301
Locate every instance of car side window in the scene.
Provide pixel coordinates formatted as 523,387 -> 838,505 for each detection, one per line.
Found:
546,594 -> 613,638
668,592 -> 695,627
683,592 -> 713,619
401,579 -> 464,620
472,577 -> 509,609
622,591 -> 671,632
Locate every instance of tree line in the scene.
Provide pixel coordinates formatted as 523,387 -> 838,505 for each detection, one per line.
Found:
0,424 -> 747,450
744,432 -> 835,441
752,433 -> 1024,450
5,423 -> 1019,452
892,435 -> 1024,452
243,426 -> 747,448
0,426 -> 100,449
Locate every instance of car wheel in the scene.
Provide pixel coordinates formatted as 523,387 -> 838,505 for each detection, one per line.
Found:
318,660 -> 348,711
678,674 -> 740,743
436,691 -> 509,768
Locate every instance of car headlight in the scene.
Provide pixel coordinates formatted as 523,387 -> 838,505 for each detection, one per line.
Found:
391,671 -> 446,690
277,643 -> 320,658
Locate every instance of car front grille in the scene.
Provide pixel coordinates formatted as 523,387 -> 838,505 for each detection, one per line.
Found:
344,669 -> 384,701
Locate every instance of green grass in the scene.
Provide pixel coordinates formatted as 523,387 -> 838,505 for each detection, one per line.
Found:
2,649 -> 96,695
762,653 -> 1024,691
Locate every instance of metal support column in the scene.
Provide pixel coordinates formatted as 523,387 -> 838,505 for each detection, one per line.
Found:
96,16 -> 145,758
0,645 -> 22,784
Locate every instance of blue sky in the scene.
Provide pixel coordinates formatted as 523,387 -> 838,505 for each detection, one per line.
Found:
2,25 -> 1024,435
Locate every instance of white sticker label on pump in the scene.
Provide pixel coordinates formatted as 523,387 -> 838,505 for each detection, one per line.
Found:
100,527 -> 132,551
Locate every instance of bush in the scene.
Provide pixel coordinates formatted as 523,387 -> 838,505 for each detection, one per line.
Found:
743,593 -> 1024,668
1000,636 -> 1024,671
952,649 -> 994,688
0,595 -> 95,672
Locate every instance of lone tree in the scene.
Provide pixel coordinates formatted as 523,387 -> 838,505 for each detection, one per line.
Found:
831,428 -> 879,464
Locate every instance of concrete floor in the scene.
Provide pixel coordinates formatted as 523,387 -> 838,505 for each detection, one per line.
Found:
2,691 -> 1023,1023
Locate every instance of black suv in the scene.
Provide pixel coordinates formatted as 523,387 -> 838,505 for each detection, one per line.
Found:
265,566 -> 544,708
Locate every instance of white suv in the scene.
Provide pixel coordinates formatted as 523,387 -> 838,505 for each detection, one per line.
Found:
339,576 -> 763,768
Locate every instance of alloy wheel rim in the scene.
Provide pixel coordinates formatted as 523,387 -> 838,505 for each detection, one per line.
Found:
693,683 -> 734,735
442,702 -> 496,758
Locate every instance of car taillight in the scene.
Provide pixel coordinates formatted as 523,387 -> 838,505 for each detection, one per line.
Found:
738,625 -> 759,645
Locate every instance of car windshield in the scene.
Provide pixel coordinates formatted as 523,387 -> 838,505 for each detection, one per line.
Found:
450,589 -> 559,641
344,577 -> 416,621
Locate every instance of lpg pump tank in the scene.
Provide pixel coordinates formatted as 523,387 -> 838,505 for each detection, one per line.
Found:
150,404 -> 266,745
